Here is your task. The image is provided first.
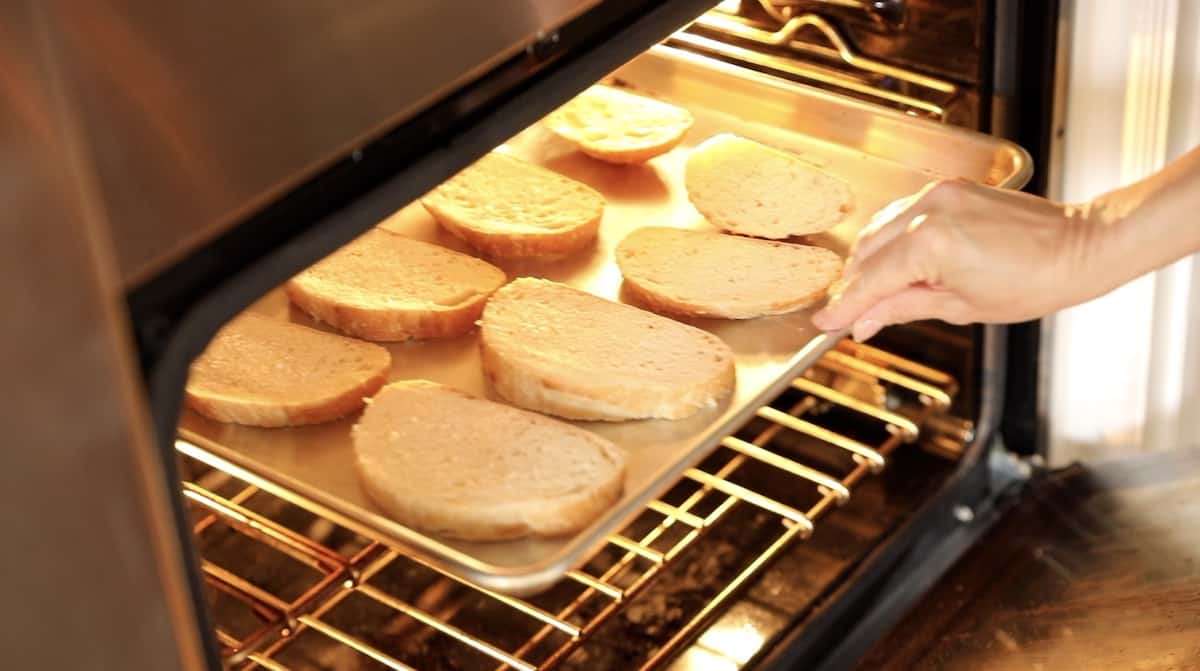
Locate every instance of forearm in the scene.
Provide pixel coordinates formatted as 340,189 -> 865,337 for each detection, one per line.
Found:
1077,146 -> 1200,294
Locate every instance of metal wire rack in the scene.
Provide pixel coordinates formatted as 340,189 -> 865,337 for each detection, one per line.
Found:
179,340 -> 959,671
673,8 -> 959,119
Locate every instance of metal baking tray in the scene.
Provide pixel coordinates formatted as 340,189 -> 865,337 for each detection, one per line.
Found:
178,45 -> 1031,595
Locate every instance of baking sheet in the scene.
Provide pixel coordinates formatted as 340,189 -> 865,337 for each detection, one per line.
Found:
178,45 -> 1030,595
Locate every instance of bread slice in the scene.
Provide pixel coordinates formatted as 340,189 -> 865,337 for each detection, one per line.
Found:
616,227 -> 843,319
685,134 -> 853,238
420,152 -> 604,259
286,230 -> 506,341
352,380 -> 625,541
543,85 -> 694,164
186,314 -> 391,427
480,278 -> 735,421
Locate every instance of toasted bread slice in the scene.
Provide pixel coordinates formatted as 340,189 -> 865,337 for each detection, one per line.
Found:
543,85 -> 694,164
185,314 -> 391,427
420,152 -> 605,260
616,227 -> 843,319
685,134 -> 853,238
352,380 -> 625,541
286,230 -> 506,341
480,278 -> 735,421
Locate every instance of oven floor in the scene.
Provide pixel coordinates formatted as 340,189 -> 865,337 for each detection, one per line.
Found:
858,447 -> 1200,670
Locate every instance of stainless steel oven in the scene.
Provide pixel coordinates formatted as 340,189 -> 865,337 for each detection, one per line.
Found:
3,1 -> 1062,669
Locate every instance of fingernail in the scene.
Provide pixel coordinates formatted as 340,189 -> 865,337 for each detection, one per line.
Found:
812,308 -> 834,330
851,319 -> 883,343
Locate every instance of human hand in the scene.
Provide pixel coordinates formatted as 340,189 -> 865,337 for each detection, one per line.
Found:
811,178 -> 1107,342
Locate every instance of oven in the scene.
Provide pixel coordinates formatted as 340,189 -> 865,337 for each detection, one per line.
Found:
4,1 -> 1062,670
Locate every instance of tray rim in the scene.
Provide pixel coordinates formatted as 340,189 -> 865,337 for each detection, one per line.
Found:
178,330 -> 835,595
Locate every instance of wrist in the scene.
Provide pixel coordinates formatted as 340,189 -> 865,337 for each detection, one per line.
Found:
1053,197 -> 1133,308
1081,146 -> 1200,280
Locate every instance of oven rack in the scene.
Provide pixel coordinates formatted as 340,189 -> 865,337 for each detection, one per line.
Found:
753,0 -> 907,28
179,340 -> 958,671
674,10 -> 957,119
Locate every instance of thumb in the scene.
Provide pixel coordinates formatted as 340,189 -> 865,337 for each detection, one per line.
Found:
849,286 -> 962,342
813,238 -> 916,332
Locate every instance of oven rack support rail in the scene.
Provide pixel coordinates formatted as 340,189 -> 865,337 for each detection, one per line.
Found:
179,340 -> 959,671
674,8 -> 957,119
748,0 -> 907,28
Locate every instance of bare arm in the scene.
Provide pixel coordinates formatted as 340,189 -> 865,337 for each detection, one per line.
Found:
812,145 -> 1200,341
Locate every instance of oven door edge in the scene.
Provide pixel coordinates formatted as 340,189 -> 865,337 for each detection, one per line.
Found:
755,323 -> 1032,670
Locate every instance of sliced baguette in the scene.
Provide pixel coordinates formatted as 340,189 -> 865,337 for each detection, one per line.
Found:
186,314 -> 391,427
286,230 -> 506,341
352,380 -> 626,541
685,134 -> 853,238
616,227 -> 843,319
480,278 -> 735,421
420,152 -> 605,259
543,85 -> 694,164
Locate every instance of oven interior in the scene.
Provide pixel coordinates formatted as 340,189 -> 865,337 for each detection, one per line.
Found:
182,337 -> 974,671
143,1 -> 1054,669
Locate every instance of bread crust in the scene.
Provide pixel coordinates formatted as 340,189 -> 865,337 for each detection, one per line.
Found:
543,85 -> 694,164
685,134 -> 853,239
420,152 -> 605,260
615,227 -> 842,319
620,274 -> 828,320
480,340 -> 734,421
186,371 -> 388,428
479,278 -> 736,421
574,137 -> 687,165
420,200 -> 601,260
284,280 -> 489,341
184,315 -> 392,428
357,455 -> 624,541
285,231 -> 506,341
352,380 -> 625,541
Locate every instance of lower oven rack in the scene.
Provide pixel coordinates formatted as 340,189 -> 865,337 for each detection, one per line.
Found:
179,340 -> 959,671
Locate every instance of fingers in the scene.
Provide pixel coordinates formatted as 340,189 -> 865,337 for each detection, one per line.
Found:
847,192 -> 921,268
845,180 -> 947,274
813,179 -> 965,335
812,238 -> 916,332
847,286 -> 960,342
